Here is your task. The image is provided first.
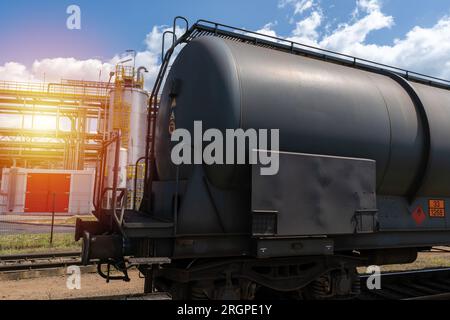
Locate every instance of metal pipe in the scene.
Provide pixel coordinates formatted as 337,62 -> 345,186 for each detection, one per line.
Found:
136,67 -> 148,85
50,193 -> 56,245
133,156 -> 146,211
98,144 -> 108,212
172,16 -> 189,43
47,82 -> 113,94
162,31 -> 177,61
92,156 -> 100,211
110,131 -> 121,230
174,165 -> 179,236
103,72 -> 115,141
96,133 -> 120,214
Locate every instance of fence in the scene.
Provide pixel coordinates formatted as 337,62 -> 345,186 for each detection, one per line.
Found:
0,189 -> 94,254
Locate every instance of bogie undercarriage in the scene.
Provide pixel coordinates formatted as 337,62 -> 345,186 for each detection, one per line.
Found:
150,255 -> 362,300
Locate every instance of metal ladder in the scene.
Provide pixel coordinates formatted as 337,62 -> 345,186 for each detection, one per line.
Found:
142,16 -> 189,212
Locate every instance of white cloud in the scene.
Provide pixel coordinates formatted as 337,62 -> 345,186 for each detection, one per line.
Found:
250,22 -> 280,42
277,0 -> 450,80
2,0 -> 450,90
0,62 -> 35,82
319,0 -> 394,52
0,24 -> 184,91
279,0 -> 314,15
0,58 -> 113,85
256,22 -> 279,38
289,11 -> 323,45
32,58 -> 114,83
341,16 -> 450,79
358,0 -> 383,14
295,0 -> 314,15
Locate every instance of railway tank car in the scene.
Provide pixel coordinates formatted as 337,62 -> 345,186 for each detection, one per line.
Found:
76,18 -> 450,300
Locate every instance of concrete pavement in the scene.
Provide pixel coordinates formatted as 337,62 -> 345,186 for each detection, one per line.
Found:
0,222 -> 74,235
0,214 -> 76,235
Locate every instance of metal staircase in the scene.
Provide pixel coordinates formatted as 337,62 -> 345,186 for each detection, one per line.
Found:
112,65 -> 132,148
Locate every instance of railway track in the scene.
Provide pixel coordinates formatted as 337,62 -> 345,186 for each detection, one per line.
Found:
0,251 -> 82,272
1,250 -> 450,301
359,268 -> 450,300
71,293 -> 172,300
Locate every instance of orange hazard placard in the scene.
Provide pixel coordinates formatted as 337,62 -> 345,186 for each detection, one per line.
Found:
429,200 -> 445,218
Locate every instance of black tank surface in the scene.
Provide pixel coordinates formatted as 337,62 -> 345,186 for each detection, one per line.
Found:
156,36 -> 450,197
77,20 -> 450,300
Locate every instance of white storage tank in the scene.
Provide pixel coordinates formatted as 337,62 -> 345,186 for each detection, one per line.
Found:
105,83 -> 149,210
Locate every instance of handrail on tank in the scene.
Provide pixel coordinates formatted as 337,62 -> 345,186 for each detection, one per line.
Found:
110,130 -> 122,229
92,130 -> 125,230
99,187 -> 127,227
133,156 -> 146,211
173,16 -> 189,43
93,132 -> 123,212
192,18 -> 450,88
162,31 -> 178,62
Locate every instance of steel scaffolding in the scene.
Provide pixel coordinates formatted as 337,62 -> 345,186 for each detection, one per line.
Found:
0,79 -> 113,170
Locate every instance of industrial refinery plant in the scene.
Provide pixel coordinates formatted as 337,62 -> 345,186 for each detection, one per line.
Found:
0,65 -> 148,216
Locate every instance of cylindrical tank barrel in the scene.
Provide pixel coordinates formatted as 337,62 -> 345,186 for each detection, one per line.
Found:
106,88 -> 148,209
155,36 -> 450,198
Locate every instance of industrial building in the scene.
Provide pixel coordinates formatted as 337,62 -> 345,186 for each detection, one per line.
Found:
0,65 -> 149,215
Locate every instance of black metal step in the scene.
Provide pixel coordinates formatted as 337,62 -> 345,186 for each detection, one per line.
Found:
127,257 -> 171,265
122,211 -> 174,238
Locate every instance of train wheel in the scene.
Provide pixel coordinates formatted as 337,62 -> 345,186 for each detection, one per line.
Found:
303,268 -> 360,300
158,279 -> 258,300
155,279 -> 189,300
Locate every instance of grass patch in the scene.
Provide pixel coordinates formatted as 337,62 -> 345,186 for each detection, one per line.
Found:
0,233 -> 80,255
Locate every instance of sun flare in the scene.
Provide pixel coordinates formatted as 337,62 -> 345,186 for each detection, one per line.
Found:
32,115 -> 57,131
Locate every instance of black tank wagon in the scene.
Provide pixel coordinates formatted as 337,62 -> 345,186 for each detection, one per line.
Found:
76,18 -> 450,299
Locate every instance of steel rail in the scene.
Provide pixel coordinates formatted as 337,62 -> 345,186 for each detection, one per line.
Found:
0,251 -> 82,272
359,267 -> 450,300
0,250 -> 81,261
0,260 -> 82,272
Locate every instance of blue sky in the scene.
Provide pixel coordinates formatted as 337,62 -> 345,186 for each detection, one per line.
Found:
1,0 -> 450,85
